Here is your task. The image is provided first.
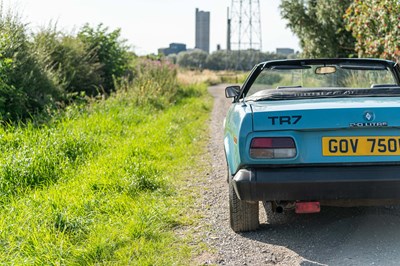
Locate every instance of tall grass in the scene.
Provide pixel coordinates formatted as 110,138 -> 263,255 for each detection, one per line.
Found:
0,58 -> 212,264
0,123 -> 98,198
130,58 -> 178,107
178,69 -> 247,86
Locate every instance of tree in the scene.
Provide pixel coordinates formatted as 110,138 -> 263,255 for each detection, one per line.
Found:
176,49 -> 208,69
344,0 -> 400,60
280,0 -> 355,58
205,50 -> 235,70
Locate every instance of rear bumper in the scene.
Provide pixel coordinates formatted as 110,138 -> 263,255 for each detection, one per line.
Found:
232,165 -> 400,201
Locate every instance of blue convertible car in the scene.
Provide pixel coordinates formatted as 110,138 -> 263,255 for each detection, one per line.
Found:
224,58 -> 400,232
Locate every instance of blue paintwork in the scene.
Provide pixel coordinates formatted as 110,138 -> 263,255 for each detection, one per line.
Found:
224,96 -> 400,175
224,102 -> 253,175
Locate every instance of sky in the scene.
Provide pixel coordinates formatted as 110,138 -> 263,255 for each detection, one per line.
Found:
4,0 -> 301,55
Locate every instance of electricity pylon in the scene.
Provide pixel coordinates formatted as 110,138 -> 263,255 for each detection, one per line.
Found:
228,0 -> 262,51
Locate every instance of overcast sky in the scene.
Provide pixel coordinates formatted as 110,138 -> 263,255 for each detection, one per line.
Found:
4,0 -> 301,55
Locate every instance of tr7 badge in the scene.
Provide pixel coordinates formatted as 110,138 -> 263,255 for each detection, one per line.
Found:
268,115 -> 302,125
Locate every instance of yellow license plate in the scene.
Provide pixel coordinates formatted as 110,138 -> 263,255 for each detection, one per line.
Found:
322,136 -> 400,156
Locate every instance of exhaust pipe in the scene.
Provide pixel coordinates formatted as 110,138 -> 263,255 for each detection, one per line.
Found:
275,205 -> 284,213
271,201 -> 288,213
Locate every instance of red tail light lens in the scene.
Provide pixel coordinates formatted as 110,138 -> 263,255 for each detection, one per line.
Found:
250,137 -> 296,159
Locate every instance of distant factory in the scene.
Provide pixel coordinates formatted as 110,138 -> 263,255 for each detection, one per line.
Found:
276,48 -> 295,55
158,4 -> 294,57
158,8 -> 210,56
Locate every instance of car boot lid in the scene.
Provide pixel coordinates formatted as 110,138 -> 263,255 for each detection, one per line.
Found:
251,97 -> 400,131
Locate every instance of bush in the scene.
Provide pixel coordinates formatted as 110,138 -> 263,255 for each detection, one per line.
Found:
33,26 -> 103,98
0,12 -> 59,120
0,10 -> 136,122
78,24 -> 132,93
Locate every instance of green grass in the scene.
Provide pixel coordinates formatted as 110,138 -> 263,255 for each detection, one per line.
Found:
0,83 -> 212,264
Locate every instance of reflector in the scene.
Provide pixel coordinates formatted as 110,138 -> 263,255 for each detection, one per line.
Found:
295,202 -> 320,214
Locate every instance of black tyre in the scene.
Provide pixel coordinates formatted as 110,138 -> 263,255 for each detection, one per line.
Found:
229,178 -> 259,232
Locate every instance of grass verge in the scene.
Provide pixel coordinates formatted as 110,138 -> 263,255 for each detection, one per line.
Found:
0,83 -> 212,265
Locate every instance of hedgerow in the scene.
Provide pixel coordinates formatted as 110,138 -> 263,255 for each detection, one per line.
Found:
0,8 -> 134,122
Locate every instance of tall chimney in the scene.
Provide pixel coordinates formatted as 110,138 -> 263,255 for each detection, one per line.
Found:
227,7 -> 231,51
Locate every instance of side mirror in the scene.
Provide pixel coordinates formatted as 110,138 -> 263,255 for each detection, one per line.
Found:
225,85 -> 241,98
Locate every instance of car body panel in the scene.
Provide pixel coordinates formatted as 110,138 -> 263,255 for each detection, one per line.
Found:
224,103 -> 253,175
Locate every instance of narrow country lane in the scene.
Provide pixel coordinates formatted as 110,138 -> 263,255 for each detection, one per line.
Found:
200,84 -> 400,266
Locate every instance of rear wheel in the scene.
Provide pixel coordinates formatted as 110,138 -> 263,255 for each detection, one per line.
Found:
229,178 -> 259,232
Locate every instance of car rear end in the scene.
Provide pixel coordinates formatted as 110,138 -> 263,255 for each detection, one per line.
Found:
234,98 -> 400,205
225,58 -> 400,231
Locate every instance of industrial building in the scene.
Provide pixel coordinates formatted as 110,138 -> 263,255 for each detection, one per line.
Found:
158,43 -> 187,56
195,8 -> 210,53
276,48 -> 295,55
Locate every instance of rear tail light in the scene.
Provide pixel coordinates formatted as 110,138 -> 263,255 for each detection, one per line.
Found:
250,137 -> 296,159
